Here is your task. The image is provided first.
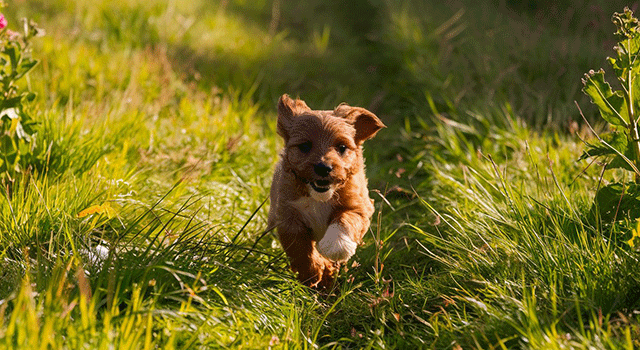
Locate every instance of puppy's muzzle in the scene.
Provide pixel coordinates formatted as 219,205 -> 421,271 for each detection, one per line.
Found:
311,162 -> 333,193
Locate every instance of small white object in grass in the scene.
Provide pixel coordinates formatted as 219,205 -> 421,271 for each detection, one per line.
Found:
82,244 -> 110,269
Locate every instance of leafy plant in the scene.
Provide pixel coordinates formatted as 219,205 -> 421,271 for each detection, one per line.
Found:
581,7 -> 640,225
0,5 -> 41,187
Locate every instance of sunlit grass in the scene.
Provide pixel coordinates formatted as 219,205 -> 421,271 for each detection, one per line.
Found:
2,0 -> 640,348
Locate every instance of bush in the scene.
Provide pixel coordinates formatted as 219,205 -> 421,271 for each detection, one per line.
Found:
0,5 -> 42,188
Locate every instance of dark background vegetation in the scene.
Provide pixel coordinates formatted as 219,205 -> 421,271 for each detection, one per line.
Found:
190,0 -> 637,127
9,0 -> 635,127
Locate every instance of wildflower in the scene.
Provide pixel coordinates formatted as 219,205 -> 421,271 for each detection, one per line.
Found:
0,14 -> 6,30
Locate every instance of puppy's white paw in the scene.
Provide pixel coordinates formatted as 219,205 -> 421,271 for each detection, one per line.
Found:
317,223 -> 357,262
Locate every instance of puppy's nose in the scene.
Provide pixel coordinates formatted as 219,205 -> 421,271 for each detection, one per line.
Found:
314,162 -> 333,177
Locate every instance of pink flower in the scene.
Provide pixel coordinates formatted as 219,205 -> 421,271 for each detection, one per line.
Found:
0,15 -> 6,30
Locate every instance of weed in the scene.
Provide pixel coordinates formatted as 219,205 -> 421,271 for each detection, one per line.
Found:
0,7 -> 41,188
581,8 -> 640,247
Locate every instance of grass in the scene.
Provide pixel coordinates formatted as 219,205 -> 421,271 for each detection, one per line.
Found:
2,0 -> 640,348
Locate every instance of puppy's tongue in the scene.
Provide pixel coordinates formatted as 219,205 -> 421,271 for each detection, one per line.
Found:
311,180 -> 331,193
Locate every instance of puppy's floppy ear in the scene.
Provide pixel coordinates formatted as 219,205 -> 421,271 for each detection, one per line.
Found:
340,105 -> 386,144
277,94 -> 310,141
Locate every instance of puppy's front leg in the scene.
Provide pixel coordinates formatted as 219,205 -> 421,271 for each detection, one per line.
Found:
278,219 -> 335,288
317,210 -> 369,262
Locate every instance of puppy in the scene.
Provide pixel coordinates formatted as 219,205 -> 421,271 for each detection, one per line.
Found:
268,94 -> 385,289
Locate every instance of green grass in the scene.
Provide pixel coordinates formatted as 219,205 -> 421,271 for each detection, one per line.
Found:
2,0 -> 640,348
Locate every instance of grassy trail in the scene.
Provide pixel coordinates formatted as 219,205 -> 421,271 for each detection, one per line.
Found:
1,0 -> 640,348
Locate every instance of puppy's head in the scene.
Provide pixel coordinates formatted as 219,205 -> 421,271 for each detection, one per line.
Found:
277,94 -> 385,202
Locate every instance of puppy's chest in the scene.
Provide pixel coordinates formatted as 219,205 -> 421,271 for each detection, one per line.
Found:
290,197 -> 334,240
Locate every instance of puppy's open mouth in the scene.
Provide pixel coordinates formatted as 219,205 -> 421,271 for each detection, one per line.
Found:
310,180 -> 331,193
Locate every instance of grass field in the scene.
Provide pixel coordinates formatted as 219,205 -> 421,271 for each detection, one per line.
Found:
2,0 -> 640,348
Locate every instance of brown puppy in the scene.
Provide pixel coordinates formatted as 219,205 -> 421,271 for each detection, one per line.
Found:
268,94 -> 385,289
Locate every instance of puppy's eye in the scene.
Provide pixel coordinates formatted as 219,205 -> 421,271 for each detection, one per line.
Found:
297,141 -> 312,153
337,144 -> 347,155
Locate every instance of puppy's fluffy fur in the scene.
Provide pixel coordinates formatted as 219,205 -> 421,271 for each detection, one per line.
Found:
268,94 -> 385,289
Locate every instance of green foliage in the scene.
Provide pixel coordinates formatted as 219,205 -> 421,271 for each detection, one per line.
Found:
0,15 -> 41,185
582,69 -> 628,127
591,182 -> 640,223
582,7 -> 640,225
580,131 -> 636,171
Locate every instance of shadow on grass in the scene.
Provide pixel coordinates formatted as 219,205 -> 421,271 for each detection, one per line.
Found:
7,0 -> 640,128
166,0 -> 397,113
162,0 -> 638,128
